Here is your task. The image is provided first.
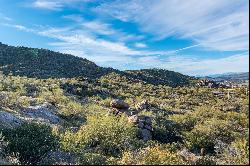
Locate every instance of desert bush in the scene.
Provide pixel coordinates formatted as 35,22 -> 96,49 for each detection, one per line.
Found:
60,114 -> 139,157
117,144 -> 187,165
78,152 -> 108,165
216,138 -> 249,165
152,115 -> 182,144
184,118 -> 237,154
1,123 -> 59,165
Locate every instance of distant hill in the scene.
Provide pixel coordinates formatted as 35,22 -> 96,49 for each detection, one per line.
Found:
207,72 -> 249,82
0,42 -> 116,79
125,69 -> 194,87
0,42 -> 192,87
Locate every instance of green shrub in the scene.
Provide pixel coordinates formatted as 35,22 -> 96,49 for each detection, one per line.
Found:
78,152 -> 108,165
117,144 -> 187,165
184,118 -> 237,154
1,123 -> 59,165
60,114 -> 139,157
217,138 -> 249,165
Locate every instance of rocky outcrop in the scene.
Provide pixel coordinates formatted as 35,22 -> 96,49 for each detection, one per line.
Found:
108,99 -> 153,141
196,79 -> 224,88
108,100 -> 153,141
108,99 -> 133,116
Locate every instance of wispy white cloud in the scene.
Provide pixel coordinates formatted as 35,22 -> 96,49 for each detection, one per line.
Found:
63,15 -> 116,36
2,23 -> 35,32
0,13 -> 12,21
32,0 -> 63,10
3,17 -> 248,76
63,14 -> 145,43
3,22 -> 194,58
134,42 -> 147,48
30,0 -> 90,10
95,0 -> 249,51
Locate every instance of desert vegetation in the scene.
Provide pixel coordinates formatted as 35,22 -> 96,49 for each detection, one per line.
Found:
0,43 -> 249,165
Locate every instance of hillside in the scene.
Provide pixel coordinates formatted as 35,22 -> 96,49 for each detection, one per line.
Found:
0,66 -> 248,165
126,69 -> 194,87
0,42 -> 249,165
0,42 -> 193,87
0,42 -> 115,79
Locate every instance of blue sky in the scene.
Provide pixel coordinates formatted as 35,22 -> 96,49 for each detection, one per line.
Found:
0,0 -> 249,76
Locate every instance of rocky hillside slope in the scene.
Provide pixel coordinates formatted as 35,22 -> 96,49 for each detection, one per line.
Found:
0,42 -> 193,87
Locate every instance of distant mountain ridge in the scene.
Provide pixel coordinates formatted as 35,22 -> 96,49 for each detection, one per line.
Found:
207,72 -> 249,82
208,72 -> 249,78
0,42 -> 193,87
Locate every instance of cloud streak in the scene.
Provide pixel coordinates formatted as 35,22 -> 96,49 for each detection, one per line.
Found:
95,0 -> 249,51
31,0 -> 90,10
3,0 -> 249,75
0,13 -> 12,21
3,21 -> 248,75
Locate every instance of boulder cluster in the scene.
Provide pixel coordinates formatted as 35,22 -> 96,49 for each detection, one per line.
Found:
109,99 -> 153,141
196,79 -> 225,88
128,115 -> 153,141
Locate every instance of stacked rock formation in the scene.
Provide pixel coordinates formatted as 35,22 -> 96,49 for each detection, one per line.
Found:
128,115 -> 153,141
109,99 -> 153,141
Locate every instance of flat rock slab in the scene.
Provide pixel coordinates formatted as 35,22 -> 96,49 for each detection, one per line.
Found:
20,103 -> 61,125
0,111 -> 23,129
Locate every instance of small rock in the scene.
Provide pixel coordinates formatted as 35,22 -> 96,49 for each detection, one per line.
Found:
135,100 -> 148,111
128,115 -> 138,124
70,127 -> 79,133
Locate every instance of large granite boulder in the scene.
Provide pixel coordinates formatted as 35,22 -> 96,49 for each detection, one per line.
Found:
110,99 -> 129,109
